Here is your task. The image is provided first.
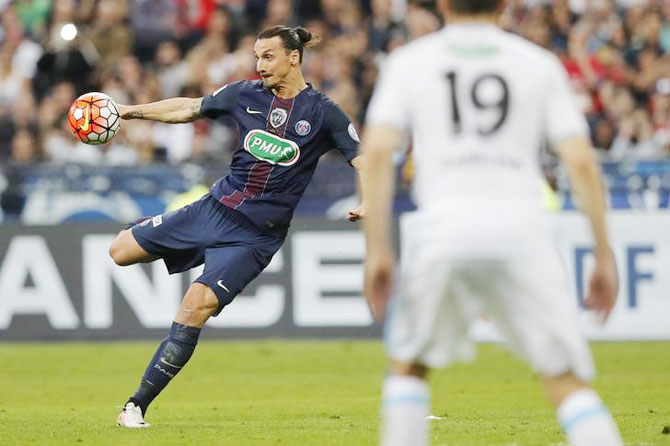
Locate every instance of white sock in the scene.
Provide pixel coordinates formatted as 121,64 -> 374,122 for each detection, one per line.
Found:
381,375 -> 430,446
557,388 -> 623,446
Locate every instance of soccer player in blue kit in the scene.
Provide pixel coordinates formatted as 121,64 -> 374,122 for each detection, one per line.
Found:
110,26 -> 366,427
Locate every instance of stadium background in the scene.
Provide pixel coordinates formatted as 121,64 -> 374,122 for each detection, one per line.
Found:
1,0 -> 668,338
1,0 -> 670,223
0,1 -> 669,445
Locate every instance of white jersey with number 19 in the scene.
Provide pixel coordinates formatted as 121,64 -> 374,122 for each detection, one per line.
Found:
367,24 -> 596,379
366,23 -> 588,257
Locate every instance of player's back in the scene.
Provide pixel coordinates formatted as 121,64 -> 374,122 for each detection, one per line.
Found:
368,23 -> 587,257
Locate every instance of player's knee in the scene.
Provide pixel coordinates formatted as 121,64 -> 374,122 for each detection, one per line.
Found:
183,284 -> 220,317
109,232 -> 132,266
109,241 -> 125,266
192,298 -> 218,315
197,291 -> 220,315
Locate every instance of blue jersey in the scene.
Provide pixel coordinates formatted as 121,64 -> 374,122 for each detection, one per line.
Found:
200,80 -> 359,237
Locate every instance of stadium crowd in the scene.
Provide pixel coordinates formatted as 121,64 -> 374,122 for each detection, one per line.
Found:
0,0 -> 669,167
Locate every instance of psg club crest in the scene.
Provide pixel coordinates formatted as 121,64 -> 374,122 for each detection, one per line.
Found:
295,120 -> 311,136
270,108 -> 288,128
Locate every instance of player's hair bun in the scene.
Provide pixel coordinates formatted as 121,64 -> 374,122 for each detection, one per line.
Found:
258,25 -> 320,62
294,27 -> 321,48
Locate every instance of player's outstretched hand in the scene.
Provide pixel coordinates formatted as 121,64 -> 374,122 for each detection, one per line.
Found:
364,249 -> 394,321
585,248 -> 619,324
347,204 -> 367,222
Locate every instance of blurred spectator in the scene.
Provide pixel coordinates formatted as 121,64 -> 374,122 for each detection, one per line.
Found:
261,0 -> 296,28
610,107 -> 658,159
14,0 -> 50,38
202,32 -> 258,88
651,77 -> 670,151
131,0 -> 179,62
152,120 -> 195,163
592,118 -> 616,151
405,3 -> 441,40
185,6 -> 238,86
0,0 -> 667,173
89,0 -> 133,69
0,6 -> 41,106
154,41 -> 190,98
176,0 -> 219,49
367,0 -> 402,53
117,55 -> 146,101
2,0 -> 670,224
10,127 -> 39,163
33,7 -> 97,99
506,0 -> 670,159
319,0 -> 342,30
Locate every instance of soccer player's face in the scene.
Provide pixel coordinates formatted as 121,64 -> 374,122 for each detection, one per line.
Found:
254,37 -> 295,88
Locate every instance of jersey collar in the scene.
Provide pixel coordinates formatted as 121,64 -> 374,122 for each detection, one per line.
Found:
265,83 -> 313,100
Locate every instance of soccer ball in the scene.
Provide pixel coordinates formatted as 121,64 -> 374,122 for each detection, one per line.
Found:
67,92 -> 121,145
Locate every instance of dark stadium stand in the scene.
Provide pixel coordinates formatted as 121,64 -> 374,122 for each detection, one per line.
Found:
2,159 -> 670,222
1,0 -> 669,222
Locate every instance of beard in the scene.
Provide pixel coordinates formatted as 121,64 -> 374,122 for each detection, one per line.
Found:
263,79 -> 278,89
261,74 -> 278,89
261,68 -> 290,90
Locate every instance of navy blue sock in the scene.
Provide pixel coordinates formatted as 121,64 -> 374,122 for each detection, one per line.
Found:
129,322 -> 201,415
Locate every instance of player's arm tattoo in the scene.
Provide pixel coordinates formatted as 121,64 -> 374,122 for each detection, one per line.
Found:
121,98 -> 203,123
125,110 -> 144,119
188,100 -> 203,121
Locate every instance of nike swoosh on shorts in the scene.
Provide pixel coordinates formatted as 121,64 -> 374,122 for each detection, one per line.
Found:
217,280 -> 230,292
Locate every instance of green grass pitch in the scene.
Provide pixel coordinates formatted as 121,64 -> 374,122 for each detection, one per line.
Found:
1,341 -> 669,445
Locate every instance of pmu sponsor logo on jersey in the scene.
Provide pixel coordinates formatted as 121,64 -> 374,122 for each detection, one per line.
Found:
244,129 -> 300,166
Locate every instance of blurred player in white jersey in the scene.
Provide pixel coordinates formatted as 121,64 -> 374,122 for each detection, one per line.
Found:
360,1 -> 622,445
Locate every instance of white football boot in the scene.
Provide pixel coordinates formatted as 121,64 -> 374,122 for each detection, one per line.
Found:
117,402 -> 151,428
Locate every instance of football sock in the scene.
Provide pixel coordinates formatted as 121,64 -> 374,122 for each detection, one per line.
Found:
129,322 -> 201,415
557,388 -> 623,446
380,375 -> 429,446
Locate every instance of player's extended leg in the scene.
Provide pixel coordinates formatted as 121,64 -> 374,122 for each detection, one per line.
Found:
540,372 -> 622,446
109,229 -> 160,266
380,361 -> 430,446
118,283 -> 218,428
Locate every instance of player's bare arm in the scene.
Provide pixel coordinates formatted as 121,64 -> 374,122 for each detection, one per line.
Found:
116,97 -> 204,123
359,125 -> 401,319
347,155 -> 367,222
556,136 -> 618,322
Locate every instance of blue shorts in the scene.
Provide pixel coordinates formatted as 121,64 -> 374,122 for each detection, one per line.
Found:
131,194 -> 284,315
